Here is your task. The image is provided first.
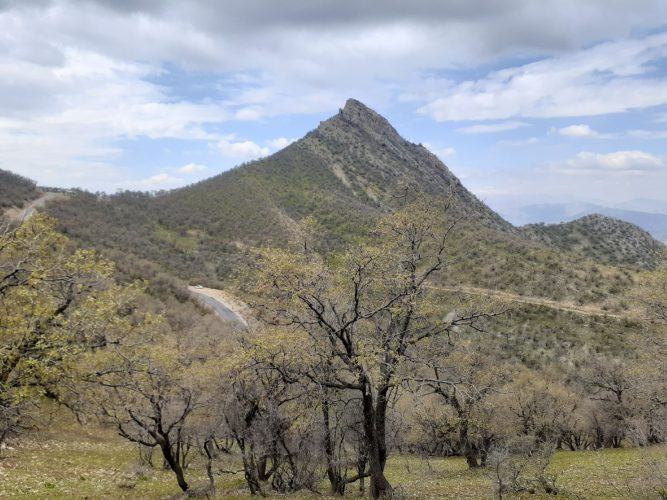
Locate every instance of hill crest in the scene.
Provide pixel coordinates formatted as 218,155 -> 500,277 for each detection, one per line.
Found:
521,213 -> 664,269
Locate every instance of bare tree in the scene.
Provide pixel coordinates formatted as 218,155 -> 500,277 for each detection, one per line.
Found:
250,200 -> 502,498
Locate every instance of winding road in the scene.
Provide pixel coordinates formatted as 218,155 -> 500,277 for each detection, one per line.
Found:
189,282 -> 628,333
428,284 -> 627,319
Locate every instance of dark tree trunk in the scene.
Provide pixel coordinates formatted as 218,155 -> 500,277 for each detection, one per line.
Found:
159,439 -> 189,492
236,438 -> 263,496
357,436 -> 368,496
362,389 -> 392,499
322,397 -> 346,495
203,439 -> 216,494
459,421 -> 480,468
242,452 -> 263,495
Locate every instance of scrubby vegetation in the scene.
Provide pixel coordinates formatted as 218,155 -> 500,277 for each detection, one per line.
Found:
2,101 -> 665,498
0,169 -> 39,209
522,214 -> 664,270
3,202 -> 664,498
45,102 -> 646,308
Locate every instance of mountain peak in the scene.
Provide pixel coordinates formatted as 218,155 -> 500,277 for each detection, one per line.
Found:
342,98 -> 375,115
334,98 -> 401,139
303,99 -> 514,233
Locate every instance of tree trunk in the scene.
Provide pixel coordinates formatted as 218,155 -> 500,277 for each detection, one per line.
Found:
362,390 -> 392,499
237,439 -> 264,496
203,439 -> 216,494
322,397 -> 346,495
357,437 -> 368,496
459,421 -> 480,468
159,439 -> 189,492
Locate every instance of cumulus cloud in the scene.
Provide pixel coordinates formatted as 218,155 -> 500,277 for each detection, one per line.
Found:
217,136 -> 269,160
133,173 -> 185,190
552,124 -> 616,139
1,1 -> 666,191
0,45 -> 229,188
418,33 -> 667,122
548,150 -> 664,175
556,125 -> 598,138
267,137 -> 296,150
6,1 -> 665,74
457,121 -> 528,134
178,163 -> 208,174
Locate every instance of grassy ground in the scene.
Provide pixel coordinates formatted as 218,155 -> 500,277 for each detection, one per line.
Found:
0,419 -> 665,498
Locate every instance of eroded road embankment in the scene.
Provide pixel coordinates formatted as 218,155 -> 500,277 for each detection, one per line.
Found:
188,286 -> 248,328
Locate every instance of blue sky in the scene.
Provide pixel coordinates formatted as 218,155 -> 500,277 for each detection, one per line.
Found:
1,0 -> 667,217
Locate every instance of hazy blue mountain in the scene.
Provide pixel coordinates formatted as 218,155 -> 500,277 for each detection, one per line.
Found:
613,198 -> 667,215
509,203 -> 667,242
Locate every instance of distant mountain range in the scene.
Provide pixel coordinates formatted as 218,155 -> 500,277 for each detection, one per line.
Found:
503,202 -> 667,242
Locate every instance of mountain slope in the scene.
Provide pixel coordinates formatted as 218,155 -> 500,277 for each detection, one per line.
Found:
45,99 -> 650,306
47,99 -> 515,278
154,98 -> 513,243
521,214 -> 664,269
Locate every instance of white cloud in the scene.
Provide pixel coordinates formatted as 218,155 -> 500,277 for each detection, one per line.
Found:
178,163 -> 208,174
267,137 -> 296,150
418,33 -> 667,121
628,129 -> 667,139
457,121 -> 528,134
423,143 -> 455,160
1,1 -> 666,192
548,150 -> 664,175
555,124 -> 599,138
218,136 -> 270,160
0,45 -> 230,189
498,137 -> 539,146
133,173 -> 185,190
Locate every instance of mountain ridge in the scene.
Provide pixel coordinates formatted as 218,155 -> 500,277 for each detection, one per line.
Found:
32,99 -> 659,303
507,202 -> 667,242
522,213 -> 664,269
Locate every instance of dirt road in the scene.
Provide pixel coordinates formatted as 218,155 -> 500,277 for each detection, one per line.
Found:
4,192 -> 66,222
429,284 -> 627,319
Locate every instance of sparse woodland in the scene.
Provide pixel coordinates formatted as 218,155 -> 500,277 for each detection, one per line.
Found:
0,169 -> 39,210
2,205 -> 665,498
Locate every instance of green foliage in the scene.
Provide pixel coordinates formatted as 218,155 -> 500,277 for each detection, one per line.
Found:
0,214 -> 146,442
42,104 -> 661,312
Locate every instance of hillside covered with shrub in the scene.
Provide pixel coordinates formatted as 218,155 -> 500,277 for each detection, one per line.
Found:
522,214 -> 664,270
0,168 -> 40,209
44,101 -> 655,307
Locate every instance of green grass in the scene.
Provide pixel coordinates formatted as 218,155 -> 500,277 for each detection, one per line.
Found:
1,419 -> 664,499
